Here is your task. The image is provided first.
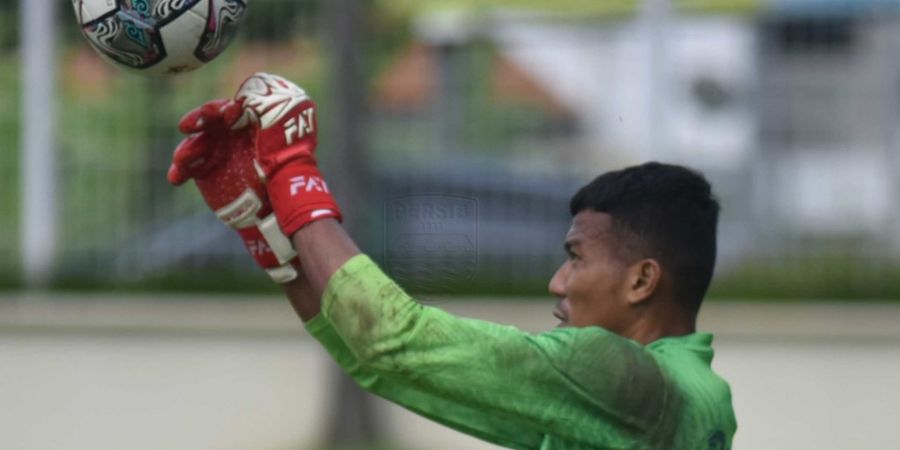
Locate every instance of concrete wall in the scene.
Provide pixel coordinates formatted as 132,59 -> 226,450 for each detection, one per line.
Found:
1,295 -> 899,449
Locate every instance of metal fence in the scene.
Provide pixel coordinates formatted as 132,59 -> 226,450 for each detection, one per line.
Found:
3,0 -> 900,297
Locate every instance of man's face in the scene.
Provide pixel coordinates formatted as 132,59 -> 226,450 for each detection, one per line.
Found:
549,211 -> 634,330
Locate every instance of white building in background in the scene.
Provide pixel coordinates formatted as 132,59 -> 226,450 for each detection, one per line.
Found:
488,12 -> 757,171
485,12 -> 760,265
485,6 -> 900,251
753,11 -> 900,245
384,2 -> 900,266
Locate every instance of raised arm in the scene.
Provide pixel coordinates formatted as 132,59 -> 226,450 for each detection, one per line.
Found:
225,72 -> 354,319
288,219 -> 359,301
278,220 -> 356,320
180,73 -> 671,449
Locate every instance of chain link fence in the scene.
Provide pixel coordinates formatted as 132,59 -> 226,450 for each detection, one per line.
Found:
2,1 -> 900,297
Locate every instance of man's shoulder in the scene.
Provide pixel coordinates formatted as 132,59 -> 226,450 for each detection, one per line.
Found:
646,333 -> 730,399
647,334 -> 737,449
534,326 -> 670,431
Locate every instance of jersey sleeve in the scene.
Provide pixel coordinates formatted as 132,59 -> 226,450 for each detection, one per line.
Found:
305,314 -> 543,450
314,254 -> 672,449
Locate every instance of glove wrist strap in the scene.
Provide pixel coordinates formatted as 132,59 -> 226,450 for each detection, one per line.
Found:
267,163 -> 343,237
215,190 -> 299,284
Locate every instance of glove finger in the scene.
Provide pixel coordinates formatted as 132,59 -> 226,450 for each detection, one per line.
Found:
199,99 -> 231,123
222,99 -> 249,130
168,135 -> 207,186
167,163 -> 190,186
171,133 -> 213,172
178,99 -> 230,134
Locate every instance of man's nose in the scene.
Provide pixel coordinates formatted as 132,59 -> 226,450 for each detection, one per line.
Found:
548,263 -> 568,298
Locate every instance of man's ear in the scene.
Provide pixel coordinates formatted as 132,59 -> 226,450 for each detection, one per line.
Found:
626,259 -> 662,305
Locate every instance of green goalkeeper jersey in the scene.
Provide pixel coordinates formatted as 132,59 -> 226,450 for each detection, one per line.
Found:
305,255 -> 736,450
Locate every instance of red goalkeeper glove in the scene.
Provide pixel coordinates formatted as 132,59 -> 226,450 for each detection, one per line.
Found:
230,73 -> 342,237
167,99 -> 300,283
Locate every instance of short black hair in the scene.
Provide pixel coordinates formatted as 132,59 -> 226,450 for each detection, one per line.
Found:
569,162 -> 719,313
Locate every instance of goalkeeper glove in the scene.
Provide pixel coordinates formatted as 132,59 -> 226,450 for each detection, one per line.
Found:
230,72 -> 342,237
167,99 -> 300,283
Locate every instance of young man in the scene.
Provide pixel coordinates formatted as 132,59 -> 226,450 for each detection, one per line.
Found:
169,73 -> 736,450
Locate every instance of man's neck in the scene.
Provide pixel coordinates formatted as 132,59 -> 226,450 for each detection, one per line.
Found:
623,313 -> 696,345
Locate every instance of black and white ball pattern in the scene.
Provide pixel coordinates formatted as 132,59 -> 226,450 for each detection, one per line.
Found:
72,0 -> 247,75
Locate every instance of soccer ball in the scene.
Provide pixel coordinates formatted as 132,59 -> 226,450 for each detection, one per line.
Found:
72,0 -> 248,76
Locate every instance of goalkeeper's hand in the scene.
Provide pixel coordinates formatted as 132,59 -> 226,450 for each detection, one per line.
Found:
231,72 -> 342,238
167,99 -> 300,284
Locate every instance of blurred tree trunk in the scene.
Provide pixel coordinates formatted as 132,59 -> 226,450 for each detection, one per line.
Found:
322,0 -> 381,448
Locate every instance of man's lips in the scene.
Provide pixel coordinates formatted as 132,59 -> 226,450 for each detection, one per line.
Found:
553,309 -> 568,323
553,299 -> 568,323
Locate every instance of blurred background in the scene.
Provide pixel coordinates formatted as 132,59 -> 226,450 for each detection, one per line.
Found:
2,0 -> 900,449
